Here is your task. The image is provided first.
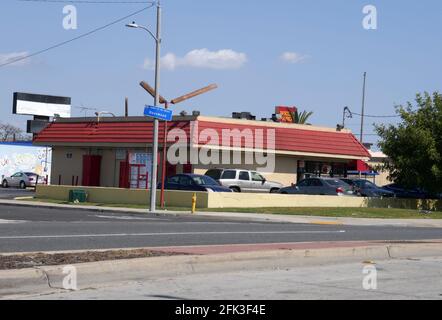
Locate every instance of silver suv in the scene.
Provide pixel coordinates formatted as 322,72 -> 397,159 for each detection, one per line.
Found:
205,169 -> 283,193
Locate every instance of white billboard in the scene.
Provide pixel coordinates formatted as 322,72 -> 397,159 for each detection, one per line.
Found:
13,92 -> 71,118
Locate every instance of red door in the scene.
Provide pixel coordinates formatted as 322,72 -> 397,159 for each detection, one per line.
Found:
183,164 -> 193,174
119,161 -> 130,188
129,164 -> 148,189
166,162 -> 177,178
82,155 -> 102,187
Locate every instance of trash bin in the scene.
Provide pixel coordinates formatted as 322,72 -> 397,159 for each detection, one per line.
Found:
69,190 -> 88,203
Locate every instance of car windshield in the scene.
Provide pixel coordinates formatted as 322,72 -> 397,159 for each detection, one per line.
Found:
192,176 -> 219,186
25,172 -> 36,176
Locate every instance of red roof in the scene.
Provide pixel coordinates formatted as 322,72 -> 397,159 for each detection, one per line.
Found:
34,121 -> 191,144
34,118 -> 369,158
197,120 -> 370,158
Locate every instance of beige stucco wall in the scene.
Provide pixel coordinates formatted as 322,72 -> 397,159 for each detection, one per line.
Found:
36,185 -> 209,208
50,147 -> 85,185
207,193 -> 365,208
36,185 -> 441,211
193,154 -> 298,187
100,149 -> 117,187
367,160 -> 392,187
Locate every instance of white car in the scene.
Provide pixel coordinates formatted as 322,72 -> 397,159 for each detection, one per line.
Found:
205,169 -> 283,193
1,172 -> 46,189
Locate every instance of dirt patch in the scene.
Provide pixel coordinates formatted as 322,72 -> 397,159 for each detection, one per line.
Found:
0,249 -> 186,270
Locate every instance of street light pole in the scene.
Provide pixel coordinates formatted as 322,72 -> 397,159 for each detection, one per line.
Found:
126,1 -> 161,212
150,1 -> 161,212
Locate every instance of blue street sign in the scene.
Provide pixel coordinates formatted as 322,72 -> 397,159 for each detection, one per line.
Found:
144,105 -> 173,121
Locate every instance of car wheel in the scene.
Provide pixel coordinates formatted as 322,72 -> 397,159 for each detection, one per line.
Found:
230,187 -> 241,193
1,180 -> 8,188
19,181 -> 26,189
270,188 -> 280,194
281,191 -> 288,195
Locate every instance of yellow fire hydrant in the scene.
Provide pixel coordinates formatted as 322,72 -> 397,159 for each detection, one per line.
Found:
191,193 -> 197,214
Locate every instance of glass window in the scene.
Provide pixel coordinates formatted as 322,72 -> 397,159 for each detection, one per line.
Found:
297,180 -> 308,187
179,176 -> 193,186
311,179 -> 323,187
205,169 -> 222,180
251,172 -> 264,182
167,176 -> 180,184
325,179 -> 346,186
221,170 -> 237,180
193,176 -> 218,186
239,171 -> 250,181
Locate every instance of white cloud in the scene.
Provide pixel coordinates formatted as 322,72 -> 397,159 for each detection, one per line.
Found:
144,49 -> 248,71
280,52 -> 309,64
0,52 -> 30,67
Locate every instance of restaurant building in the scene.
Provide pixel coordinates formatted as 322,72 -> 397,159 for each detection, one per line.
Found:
33,114 -> 370,189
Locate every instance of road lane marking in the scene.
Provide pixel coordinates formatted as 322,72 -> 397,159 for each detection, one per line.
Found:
0,219 -> 27,224
94,215 -> 165,221
310,221 -> 343,226
0,230 -> 346,240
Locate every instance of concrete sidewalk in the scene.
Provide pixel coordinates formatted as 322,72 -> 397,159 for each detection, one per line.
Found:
1,198 -> 442,228
2,241 -> 442,299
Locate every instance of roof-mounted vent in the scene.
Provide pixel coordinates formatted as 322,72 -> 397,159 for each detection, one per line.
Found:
232,112 -> 256,121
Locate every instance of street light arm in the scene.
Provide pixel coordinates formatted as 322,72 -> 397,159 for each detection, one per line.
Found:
138,25 -> 160,42
171,84 -> 218,105
140,81 -> 167,104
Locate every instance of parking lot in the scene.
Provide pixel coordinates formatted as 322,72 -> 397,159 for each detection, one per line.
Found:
0,187 -> 35,199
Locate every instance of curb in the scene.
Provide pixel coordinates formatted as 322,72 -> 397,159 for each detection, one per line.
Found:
1,242 -> 442,299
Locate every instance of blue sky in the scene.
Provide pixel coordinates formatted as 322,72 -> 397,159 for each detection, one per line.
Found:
1,0 -> 441,145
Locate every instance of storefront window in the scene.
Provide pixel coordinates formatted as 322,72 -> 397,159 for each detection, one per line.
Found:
297,160 -> 348,182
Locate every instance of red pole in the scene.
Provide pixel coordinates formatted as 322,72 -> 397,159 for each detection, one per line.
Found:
160,101 -> 169,208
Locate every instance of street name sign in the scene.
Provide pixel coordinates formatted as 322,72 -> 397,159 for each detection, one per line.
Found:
144,105 -> 173,121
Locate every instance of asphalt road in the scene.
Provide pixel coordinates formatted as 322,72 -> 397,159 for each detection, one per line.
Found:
0,204 -> 441,253
0,188 -> 34,200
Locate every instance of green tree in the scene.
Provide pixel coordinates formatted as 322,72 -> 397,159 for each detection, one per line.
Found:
375,92 -> 442,193
290,110 -> 314,124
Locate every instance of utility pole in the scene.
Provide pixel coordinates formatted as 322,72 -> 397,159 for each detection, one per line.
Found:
360,72 -> 367,143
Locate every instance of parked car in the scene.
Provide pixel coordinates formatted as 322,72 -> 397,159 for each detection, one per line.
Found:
279,177 -> 354,196
1,172 -> 46,189
340,179 -> 395,198
158,174 -> 232,193
383,183 -> 441,199
205,169 -> 283,193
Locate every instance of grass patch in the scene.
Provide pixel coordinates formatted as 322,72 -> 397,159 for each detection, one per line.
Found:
23,198 -> 442,219
205,207 -> 442,219
22,197 -> 190,212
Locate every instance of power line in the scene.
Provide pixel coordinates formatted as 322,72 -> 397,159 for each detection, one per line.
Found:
352,111 -> 400,119
17,0 -> 153,4
0,4 -> 154,68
